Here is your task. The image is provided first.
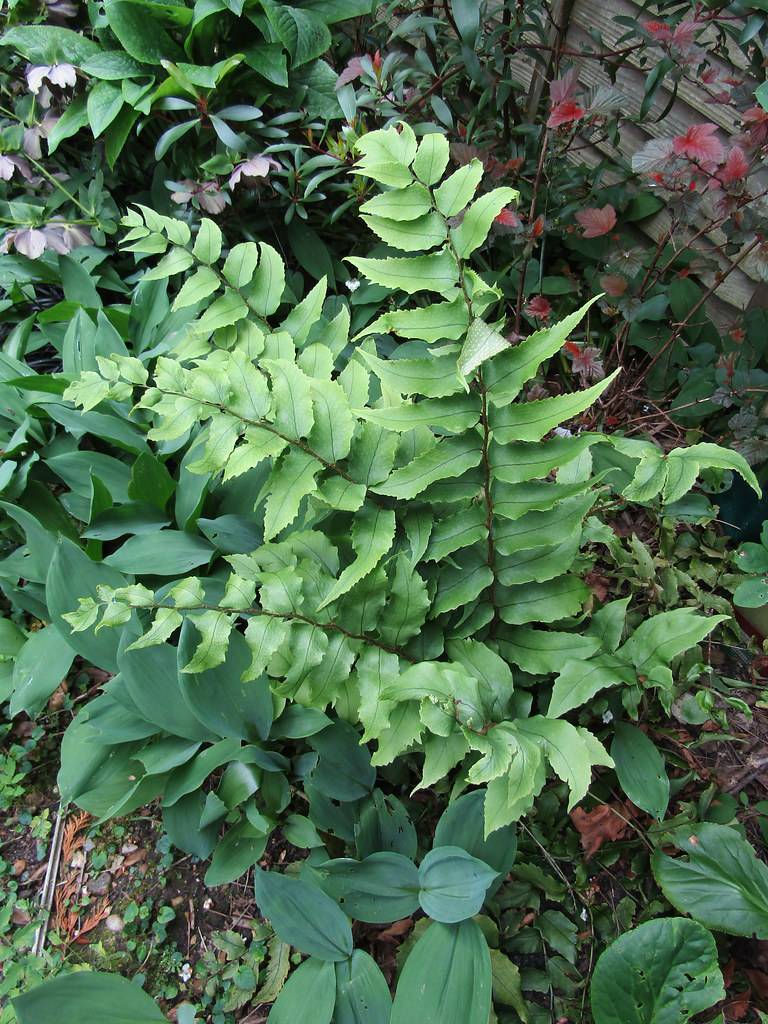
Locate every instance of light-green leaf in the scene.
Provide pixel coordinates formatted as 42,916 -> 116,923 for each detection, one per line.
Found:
347,250 -> 458,296
360,183 -> 432,220
497,576 -> 589,625
433,159 -> 484,217
357,296 -> 469,344
491,369 -> 620,443
485,296 -> 602,407
172,266 -> 220,310
412,133 -> 450,185
451,187 -> 518,258
223,242 -> 260,289
374,433 -> 482,499
318,505 -> 396,609
263,358 -> 315,440
459,318 -> 510,378
548,654 -> 636,718
358,349 -> 463,398
193,218 -> 223,264
263,450 -> 323,540
362,211 -> 446,252
250,243 -> 285,316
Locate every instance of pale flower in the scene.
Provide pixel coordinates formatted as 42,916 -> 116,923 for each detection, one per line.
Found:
26,63 -> 77,95
1,228 -> 46,259
229,154 -> 280,189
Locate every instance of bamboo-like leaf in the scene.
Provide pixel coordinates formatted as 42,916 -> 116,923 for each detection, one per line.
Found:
374,433 -> 483,499
318,505 -> 396,609
491,369 -> 619,443
347,250 -> 459,296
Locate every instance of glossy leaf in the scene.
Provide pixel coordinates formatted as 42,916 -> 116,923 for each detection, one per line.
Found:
611,722 -> 669,821
591,918 -> 724,1024
652,823 -> 768,938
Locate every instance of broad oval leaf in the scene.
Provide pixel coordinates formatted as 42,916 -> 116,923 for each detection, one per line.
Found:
590,917 -> 724,1024
269,958 -> 336,1024
254,868 -> 354,961
433,790 -> 517,888
47,538 -> 129,673
611,722 -> 669,821
104,530 -> 215,576
334,950 -> 393,1024
177,622 -> 273,742
316,852 -> 420,923
418,846 -> 498,923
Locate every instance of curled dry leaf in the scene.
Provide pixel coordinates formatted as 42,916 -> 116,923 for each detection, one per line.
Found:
571,803 -> 632,858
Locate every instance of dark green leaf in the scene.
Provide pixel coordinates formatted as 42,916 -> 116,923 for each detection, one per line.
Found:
591,918 -> 724,1024
254,868 -> 354,961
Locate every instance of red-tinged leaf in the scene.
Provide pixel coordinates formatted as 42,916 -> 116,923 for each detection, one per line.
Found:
644,20 -> 672,40
672,123 -> 724,165
524,295 -> 551,322
337,56 -> 365,88
575,204 -> 617,238
599,273 -> 628,297
718,146 -> 749,185
569,344 -> 605,383
632,137 -> 675,173
550,67 -> 578,104
546,99 -> 584,129
494,207 -> 520,227
671,20 -> 698,51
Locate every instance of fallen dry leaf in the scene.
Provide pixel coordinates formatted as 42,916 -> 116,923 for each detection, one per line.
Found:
377,918 -> 413,942
571,803 -> 631,858
745,969 -> 768,1002
123,848 -> 147,867
12,906 -> 31,926
724,989 -> 751,1021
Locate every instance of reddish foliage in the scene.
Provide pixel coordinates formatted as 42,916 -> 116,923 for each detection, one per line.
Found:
599,273 -> 628,297
550,68 -> 578,105
495,207 -> 521,228
547,99 -> 585,129
672,123 -> 724,165
717,146 -> 750,185
529,214 -> 545,238
524,295 -> 552,322
575,204 -> 617,238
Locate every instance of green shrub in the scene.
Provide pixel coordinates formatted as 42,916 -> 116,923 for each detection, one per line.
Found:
1,122 -> 764,1022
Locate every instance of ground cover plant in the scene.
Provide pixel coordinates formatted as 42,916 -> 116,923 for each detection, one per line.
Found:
2,119 -> 768,1022
2,1 -> 768,1022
